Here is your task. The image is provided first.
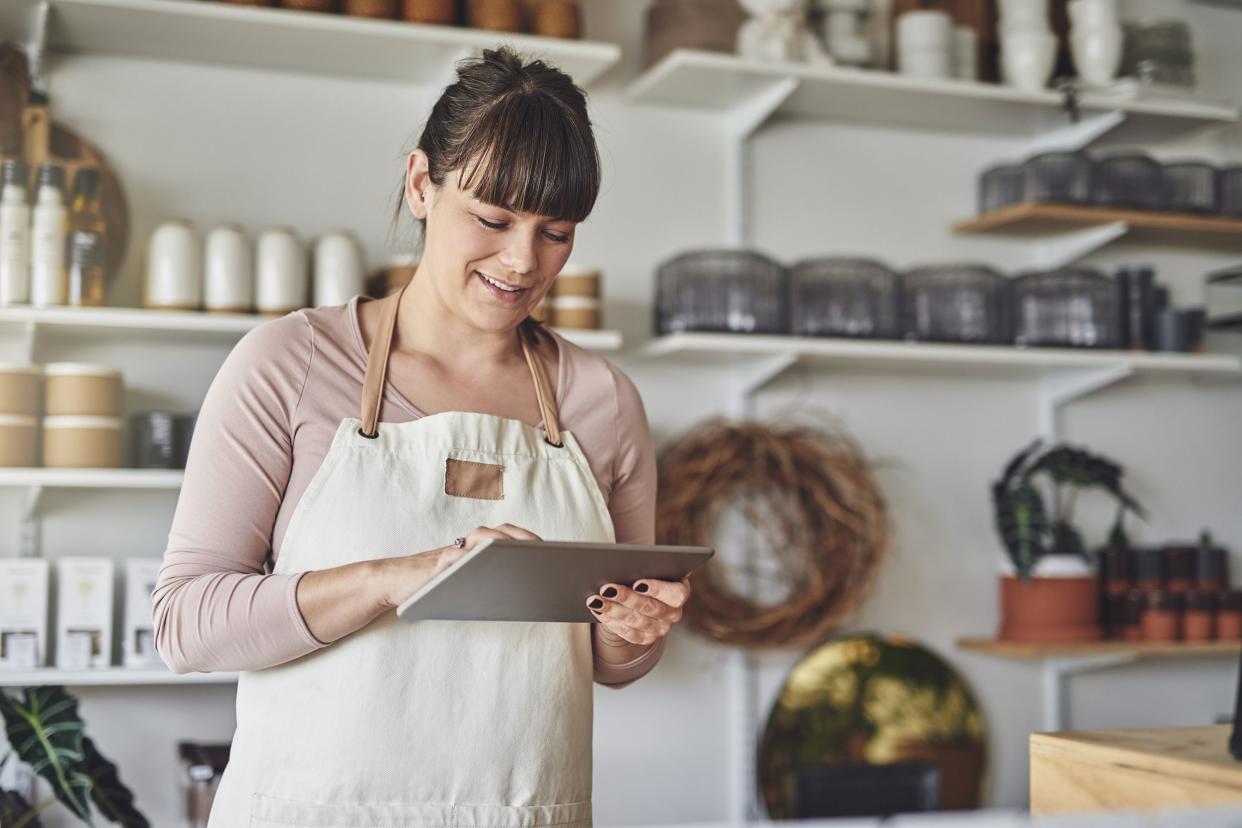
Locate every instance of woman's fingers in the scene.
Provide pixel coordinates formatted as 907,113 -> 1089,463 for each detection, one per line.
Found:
630,577 -> 692,609
461,524 -> 542,550
495,523 -> 542,541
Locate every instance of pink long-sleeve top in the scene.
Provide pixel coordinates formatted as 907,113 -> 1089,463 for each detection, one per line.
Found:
153,294 -> 663,686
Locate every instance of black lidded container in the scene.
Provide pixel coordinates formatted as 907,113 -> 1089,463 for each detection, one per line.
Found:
1024,151 -> 1093,204
979,163 -> 1026,214
1220,166 -> 1242,217
1163,161 -> 1220,213
654,249 -> 789,336
901,264 -> 1012,344
1196,531 -> 1229,591
1093,153 -> 1166,210
1135,546 -> 1166,590
131,412 -> 179,469
1116,265 -> 1155,350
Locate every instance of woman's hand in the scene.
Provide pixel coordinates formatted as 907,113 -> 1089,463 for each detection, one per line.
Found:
375,523 -> 541,610
585,577 -> 692,646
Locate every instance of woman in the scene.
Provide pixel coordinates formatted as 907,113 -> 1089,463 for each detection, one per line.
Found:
153,47 -> 688,827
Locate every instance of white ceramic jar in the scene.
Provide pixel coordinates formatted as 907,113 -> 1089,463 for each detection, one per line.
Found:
1071,27 -> 1122,86
255,227 -> 308,315
204,224 -> 253,314
313,231 -> 365,308
1002,30 -> 1058,91
146,220 -> 202,311
896,11 -> 954,78
998,0 -> 1051,33
953,25 -> 979,79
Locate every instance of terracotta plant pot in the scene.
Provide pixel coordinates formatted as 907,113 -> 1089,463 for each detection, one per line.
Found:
998,575 -> 1101,642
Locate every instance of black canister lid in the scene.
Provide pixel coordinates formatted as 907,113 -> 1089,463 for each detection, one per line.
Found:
1,159 -> 29,188
1197,542 -> 1228,583
1165,545 -> 1196,579
1136,547 -> 1166,582
36,163 -> 64,191
72,167 -> 100,199
1221,590 -> 1242,612
1100,545 -> 1134,582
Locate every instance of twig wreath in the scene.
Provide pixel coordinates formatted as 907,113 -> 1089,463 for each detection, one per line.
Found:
656,418 -> 888,648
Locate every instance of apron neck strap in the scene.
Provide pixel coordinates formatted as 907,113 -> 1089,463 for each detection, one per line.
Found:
358,281 -> 563,446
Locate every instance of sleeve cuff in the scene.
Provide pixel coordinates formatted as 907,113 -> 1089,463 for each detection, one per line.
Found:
593,634 -> 667,687
287,571 -> 330,648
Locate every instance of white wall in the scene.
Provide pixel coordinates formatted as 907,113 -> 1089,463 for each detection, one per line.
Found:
2,0 -> 1242,825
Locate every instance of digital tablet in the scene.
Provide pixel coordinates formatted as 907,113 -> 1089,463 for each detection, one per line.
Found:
395,539 -> 715,624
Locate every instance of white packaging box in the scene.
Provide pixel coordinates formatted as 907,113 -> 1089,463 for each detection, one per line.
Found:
123,558 -> 163,667
56,557 -> 114,670
0,559 -> 50,670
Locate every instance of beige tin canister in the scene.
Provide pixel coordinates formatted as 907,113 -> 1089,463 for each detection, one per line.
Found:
0,364 -> 40,416
549,296 -> 601,329
42,416 -> 123,468
0,415 -> 38,466
44,364 -> 123,417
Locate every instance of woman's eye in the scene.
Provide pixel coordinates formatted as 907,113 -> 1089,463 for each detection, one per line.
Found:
544,232 -> 571,244
476,216 -> 507,230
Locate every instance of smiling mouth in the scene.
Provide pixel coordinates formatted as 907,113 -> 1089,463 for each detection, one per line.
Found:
475,271 -> 530,303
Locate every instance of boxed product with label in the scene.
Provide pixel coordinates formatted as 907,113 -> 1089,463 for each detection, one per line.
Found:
56,557 -> 114,670
0,559 -> 50,670
123,558 -> 163,667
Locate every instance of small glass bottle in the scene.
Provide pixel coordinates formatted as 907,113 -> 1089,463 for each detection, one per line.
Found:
1183,591 -> 1216,642
29,163 -> 67,307
1141,590 -> 1182,642
66,167 -> 106,307
0,159 -> 31,305
1219,591 -> 1242,641
1122,590 -> 1146,642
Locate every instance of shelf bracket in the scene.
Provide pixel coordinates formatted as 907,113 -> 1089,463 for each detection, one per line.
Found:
20,320 -> 37,364
1037,364 -> 1133,439
1020,109 -> 1127,156
1041,652 -> 1138,731
732,352 -> 799,409
725,76 -> 799,246
1030,221 -> 1129,270
19,485 -> 43,559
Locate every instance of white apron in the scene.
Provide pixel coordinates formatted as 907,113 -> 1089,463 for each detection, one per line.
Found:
208,281 -> 616,827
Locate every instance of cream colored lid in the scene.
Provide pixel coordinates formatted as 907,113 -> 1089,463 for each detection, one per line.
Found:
0,363 -> 40,375
559,261 -> 599,278
43,415 -> 122,429
0,415 -> 37,427
43,363 -> 123,378
549,296 -> 600,309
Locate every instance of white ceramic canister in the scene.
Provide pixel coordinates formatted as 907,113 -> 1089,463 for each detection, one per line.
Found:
204,224 -> 253,314
1071,27 -> 1122,86
42,415 -> 123,468
255,227 -> 308,315
0,364 -> 40,416
146,220 -> 202,311
313,230 -> 365,308
1002,30 -> 1058,91
43,363 -> 123,418
0,415 -> 38,467
954,25 -> 979,79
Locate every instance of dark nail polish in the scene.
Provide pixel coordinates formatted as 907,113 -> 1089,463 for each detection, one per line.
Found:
602,586 -> 618,599
589,598 -> 604,610
635,583 -> 649,593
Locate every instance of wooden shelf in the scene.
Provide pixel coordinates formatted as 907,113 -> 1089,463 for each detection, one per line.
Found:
3,0 -> 620,87
955,202 -> 1242,248
643,332 -> 1242,377
627,49 -> 1239,140
0,468 -> 184,489
0,305 -> 623,350
0,667 -> 238,687
957,637 -> 1241,660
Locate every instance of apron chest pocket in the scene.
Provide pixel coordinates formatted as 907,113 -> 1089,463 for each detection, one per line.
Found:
444,457 -> 504,500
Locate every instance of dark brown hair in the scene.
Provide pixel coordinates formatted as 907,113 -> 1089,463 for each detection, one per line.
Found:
405,47 -> 600,233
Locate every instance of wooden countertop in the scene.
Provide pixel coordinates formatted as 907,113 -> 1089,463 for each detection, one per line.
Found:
1030,725 -> 1242,814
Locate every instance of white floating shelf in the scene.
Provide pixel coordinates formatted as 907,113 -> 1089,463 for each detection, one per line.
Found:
0,667 -> 238,687
0,305 -> 622,350
9,0 -> 620,87
0,468 -> 184,489
627,49 -> 1239,141
643,332 -> 1242,377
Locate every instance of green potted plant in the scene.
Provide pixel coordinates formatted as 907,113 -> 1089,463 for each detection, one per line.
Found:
0,685 -> 148,827
991,439 -> 1145,642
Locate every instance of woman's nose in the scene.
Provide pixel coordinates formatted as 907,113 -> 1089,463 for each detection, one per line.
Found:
498,232 -> 537,277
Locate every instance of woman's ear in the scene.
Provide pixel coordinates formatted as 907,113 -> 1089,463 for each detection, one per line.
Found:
405,149 -> 433,220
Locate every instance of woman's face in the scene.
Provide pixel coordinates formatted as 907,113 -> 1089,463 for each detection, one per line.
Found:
407,149 -> 578,333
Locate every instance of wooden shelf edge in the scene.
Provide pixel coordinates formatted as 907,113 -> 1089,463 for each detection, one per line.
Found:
957,637 -> 1242,659
955,202 -> 1242,239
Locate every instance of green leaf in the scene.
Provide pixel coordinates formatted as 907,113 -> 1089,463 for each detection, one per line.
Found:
993,479 -> 1049,579
0,687 -> 94,825
1,788 -> 45,828
79,738 -> 149,828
